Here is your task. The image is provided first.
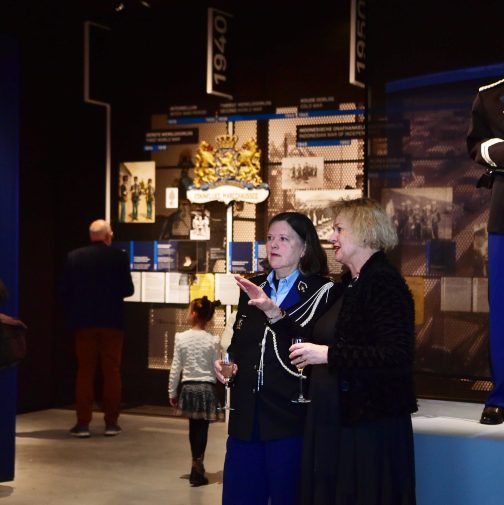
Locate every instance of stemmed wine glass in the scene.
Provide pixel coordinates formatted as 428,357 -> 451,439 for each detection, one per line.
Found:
219,352 -> 235,411
291,338 -> 311,403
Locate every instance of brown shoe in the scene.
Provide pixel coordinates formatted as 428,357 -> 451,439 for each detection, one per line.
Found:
189,457 -> 209,487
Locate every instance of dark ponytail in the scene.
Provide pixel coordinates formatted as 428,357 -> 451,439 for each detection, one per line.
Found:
191,296 -> 221,323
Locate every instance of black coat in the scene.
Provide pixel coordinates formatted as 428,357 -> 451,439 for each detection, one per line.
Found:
467,78 -> 504,233
61,242 -> 134,331
327,251 -> 418,424
227,272 -> 335,441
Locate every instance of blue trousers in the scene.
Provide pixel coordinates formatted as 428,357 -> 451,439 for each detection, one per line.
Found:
222,435 -> 303,505
486,233 -> 504,407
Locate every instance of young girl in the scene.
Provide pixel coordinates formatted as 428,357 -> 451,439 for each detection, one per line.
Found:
168,296 -> 223,486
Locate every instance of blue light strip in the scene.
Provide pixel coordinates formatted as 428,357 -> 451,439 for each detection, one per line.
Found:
387,63 -> 504,93
166,108 -> 365,125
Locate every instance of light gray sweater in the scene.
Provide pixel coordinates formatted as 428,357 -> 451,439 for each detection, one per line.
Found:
168,328 -> 220,398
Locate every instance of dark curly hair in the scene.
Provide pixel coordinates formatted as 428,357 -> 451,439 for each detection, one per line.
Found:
191,296 -> 221,323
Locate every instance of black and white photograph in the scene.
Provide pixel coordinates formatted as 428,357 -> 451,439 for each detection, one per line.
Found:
190,209 -> 211,241
281,156 -> 324,189
382,187 -> 453,244
294,188 -> 361,240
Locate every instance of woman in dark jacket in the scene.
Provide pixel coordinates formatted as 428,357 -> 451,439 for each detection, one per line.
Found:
215,211 -> 336,505
291,197 -> 417,505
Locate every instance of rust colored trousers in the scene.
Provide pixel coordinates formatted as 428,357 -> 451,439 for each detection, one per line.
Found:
74,327 -> 124,426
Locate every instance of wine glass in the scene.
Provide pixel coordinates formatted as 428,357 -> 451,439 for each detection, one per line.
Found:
291,338 -> 311,403
219,352 -> 235,411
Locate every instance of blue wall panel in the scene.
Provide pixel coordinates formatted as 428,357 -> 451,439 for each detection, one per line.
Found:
0,33 -> 20,483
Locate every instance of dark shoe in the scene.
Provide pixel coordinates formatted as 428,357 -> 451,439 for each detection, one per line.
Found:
104,424 -> 122,436
69,424 -> 91,438
189,457 -> 209,487
480,406 -> 504,425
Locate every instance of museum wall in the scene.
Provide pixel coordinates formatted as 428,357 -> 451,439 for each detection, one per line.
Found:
3,0 -> 504,411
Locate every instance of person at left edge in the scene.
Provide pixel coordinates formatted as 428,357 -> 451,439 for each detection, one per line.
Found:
61,219 -> 134,438
215,211 -> 337,505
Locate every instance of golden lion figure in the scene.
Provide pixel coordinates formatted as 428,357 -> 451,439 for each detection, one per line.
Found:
193,141 -> 218,187
216,151 -> 237,179
236,139 -> 263,185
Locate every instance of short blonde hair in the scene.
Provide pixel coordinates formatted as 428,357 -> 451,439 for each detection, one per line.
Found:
332,197 -> 398,251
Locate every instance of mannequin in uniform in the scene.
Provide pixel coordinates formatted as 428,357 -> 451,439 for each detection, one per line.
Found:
467,77 -> 504,425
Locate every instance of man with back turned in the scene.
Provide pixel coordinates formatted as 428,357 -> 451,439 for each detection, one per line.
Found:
61,219 -> 134,437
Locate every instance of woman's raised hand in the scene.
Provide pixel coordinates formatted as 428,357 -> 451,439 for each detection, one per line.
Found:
234,275 -> 281,317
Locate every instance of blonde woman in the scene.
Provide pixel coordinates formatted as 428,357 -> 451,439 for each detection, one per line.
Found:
291,198 -> 417,505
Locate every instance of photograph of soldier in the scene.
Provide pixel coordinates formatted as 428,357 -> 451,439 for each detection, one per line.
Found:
118,175 -> 128,223
145,178 -> 155,220
130,176 -> 141,221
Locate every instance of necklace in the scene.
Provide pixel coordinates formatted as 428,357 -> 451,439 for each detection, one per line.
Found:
349,273 -> 359,287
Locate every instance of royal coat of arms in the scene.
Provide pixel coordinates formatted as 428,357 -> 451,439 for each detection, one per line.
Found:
187,135 -> 269,205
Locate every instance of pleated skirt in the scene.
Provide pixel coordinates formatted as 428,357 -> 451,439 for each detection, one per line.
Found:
175,381 -> 224,421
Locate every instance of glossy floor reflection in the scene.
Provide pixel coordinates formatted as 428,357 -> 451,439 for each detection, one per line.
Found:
1,408 -> 227,505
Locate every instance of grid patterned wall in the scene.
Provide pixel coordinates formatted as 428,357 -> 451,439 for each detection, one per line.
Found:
147,107 -> 365,369
148,305 -> 226,370
149,108 -> 364,369
368,80 -> 492,385
232,121 -> 259,244
267,112 -> 364,239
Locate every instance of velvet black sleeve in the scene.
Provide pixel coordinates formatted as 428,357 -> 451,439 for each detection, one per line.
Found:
327,271 -> 415,370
